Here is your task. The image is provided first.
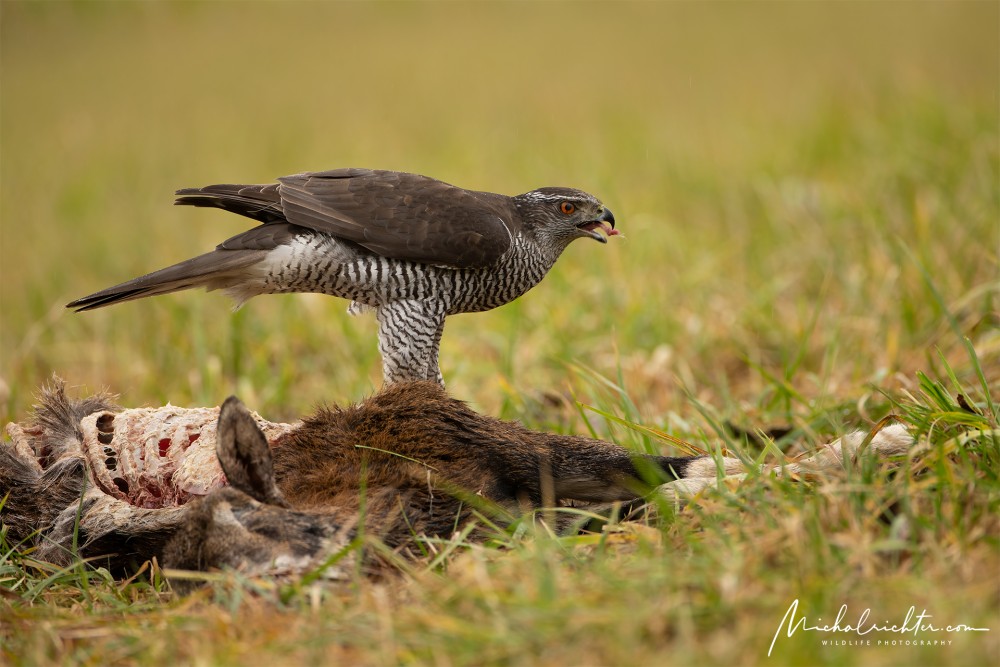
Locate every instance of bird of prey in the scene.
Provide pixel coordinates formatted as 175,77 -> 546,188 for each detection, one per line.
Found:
67,168 -> 619,384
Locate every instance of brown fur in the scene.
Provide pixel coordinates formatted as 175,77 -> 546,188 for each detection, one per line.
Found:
268,383 -> 689,547
3,380 -> 914,586
2,380 -> 694,583
0,380 -> 118,544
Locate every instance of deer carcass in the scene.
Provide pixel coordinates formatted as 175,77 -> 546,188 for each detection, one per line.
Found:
1,380 -> 913,583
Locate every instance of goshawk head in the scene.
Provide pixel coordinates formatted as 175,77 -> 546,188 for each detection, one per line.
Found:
513,187 -> 618,249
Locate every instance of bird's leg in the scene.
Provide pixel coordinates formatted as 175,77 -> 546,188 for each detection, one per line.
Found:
428,317 -> 446,387
376,301 -> 447,385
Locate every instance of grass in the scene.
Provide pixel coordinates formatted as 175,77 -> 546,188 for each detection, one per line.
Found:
1,2 -> 998,666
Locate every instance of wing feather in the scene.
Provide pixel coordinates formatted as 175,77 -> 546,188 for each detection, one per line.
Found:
276,169 -> 514,268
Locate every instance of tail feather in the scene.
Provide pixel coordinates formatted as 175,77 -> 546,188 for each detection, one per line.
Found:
70,182 -> 295,312
66,248 -> 268,312
174,183 -> 285,224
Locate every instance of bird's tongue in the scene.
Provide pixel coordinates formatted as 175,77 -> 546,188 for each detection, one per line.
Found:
580,221 -> 621,238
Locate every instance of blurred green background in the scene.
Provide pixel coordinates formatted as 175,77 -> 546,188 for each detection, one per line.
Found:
2,1 -> 997,423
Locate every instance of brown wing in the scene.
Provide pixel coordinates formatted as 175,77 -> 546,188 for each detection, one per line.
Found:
276,169 -> 515,268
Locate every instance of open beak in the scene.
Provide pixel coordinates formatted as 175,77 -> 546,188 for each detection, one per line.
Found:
577,208 -> 619,243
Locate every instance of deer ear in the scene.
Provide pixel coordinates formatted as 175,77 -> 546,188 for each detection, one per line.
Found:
216,396 -> 288,507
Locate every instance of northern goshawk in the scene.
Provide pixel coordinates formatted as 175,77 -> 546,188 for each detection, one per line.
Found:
68,168 -> 619,384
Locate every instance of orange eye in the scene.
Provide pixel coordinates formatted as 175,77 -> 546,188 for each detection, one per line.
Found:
559,201 -> 575,215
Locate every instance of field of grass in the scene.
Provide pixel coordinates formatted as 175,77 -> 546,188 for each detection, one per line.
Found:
1,2 -> 998,666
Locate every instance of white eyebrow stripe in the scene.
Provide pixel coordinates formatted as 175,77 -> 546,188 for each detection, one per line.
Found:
521,192 -> 595,204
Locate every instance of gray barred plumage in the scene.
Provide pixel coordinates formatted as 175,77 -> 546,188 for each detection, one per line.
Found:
68,168 -> 619,385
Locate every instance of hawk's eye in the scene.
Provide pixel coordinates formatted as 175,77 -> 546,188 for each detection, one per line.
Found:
559,201 -> 575,215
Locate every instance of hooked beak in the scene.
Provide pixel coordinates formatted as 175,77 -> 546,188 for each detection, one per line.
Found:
576,207 -> 619,243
